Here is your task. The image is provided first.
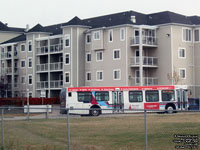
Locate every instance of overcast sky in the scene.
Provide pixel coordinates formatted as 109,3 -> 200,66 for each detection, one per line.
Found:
1,0 -> 200,28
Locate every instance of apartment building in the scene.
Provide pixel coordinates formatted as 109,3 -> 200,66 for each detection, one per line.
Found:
1,10 -> 200,98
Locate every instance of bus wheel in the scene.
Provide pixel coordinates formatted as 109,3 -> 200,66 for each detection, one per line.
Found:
166,106 -> 174,114
90,109 -> 100,116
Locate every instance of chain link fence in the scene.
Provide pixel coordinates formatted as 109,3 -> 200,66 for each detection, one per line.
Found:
0,106 -> 199,150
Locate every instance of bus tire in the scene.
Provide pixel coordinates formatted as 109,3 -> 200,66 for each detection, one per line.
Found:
166,105 -> 175,114
90,106 -> 101,116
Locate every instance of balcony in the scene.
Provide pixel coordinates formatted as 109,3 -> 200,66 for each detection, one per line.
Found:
50,44 -> 63,53
36,64 -> 48,72
50,80 -> 63,89
130,77 -> 158,86
3,52 -> 12,59
130,57 -> 158,67
36,46 -> 48,55
130,36 -> 157,47
37,81 -> 48,89
50,62 -> 63,71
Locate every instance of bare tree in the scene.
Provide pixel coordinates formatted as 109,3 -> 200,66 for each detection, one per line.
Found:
167,70 -> 180,85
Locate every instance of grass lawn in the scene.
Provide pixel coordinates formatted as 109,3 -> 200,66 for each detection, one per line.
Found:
1,113 -> 200,150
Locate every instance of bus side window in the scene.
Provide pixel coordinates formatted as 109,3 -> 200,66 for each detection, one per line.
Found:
145,90 -> 159,102
68,92 -> 72,97
162,90 -> 175,101
129,91 -> 143,102
78,92 -> 92,103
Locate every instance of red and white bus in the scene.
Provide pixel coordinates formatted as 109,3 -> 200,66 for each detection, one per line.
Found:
60,85 -> 189,116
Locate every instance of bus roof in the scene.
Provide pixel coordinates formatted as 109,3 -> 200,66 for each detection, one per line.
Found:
67,86 -> 175,92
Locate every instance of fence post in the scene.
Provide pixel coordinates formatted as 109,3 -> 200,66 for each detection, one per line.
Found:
45,105 -> 49,119
1,109 -> 4,150
144,110 -> 148,150
67,109 -> 70,150
26,105 -> 30,120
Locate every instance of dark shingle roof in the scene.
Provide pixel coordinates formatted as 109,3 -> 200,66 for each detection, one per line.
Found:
27,24 -> 50,33
0,21 -> 24,32
62,16 -> 85,26
1,34 -> 26,44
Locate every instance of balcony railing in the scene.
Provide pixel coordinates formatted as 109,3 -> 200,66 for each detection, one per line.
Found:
130,77 -> 158,86
37,81 -> 48,89
50,80 -> 63,89
36,46 -> 48,55
130,57 -> 158,67
50,44 -> 63,53
131,36 -> 157,46
36,64 -> 48,72
50,62 -> 63,71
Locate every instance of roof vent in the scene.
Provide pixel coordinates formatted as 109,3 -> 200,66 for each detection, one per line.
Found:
131,16 -> 136,23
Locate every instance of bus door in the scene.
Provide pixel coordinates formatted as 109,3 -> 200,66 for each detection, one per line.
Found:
112,91 -> 124,112
176,89 -> 187,110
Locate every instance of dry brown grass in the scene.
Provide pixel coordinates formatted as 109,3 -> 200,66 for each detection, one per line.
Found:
1,113 -> 200,150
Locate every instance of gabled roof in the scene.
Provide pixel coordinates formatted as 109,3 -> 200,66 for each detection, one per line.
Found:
62,16 -> 85,26
27,24 -> 50,33
1,34 -> 26,44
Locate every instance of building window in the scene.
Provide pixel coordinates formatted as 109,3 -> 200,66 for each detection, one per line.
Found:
21,44 -> 25,52
94,31 -> 100,40
108,30 -> 113,42
65,53 -> 70,64
179,68 -> 186,79
29,92 -> 32,98
183,28 -> 191,42
96,71 -> 103,81
120,28 -> 125,41
178,48 -> 186,58
86,34 -> 91,43
28,75 -> 32,85
21,60 -> 25,68
86,53 -> 91,62
113,49 -> 120,60
194,29 -> 199,42
28,58 -> 32,67
65,72 -> 70,83
21,76 -> 25,84
28,41 -> 32,51
96,51 -> 103,61
113,69 -> 121,80
86,72 -> 91,81
65,35 -> 70,47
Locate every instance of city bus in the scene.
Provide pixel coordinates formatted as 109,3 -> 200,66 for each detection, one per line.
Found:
60,85 -> 189,116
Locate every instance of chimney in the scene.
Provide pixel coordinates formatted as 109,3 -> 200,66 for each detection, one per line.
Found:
25,24 -> 29,32
131,16 -> 136,23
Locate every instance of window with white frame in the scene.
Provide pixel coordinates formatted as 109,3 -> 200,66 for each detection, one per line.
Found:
28,58 -> 32,67
96,51 -> 103,61
21,60 -> 25,68
179,68 -> 186,79
113,69 -> 121,80
194,29 -> 200,42
28,41 -> 32,51
28,75 -> 32,84
183,28 -> 192,42
86,72 -> 91,81
65,72 -> 70,83
93,31 -> 100,40
113,49 -> 120,60
86,34 -> 91,43
65,53 -> 70,64
108,30 -> 113,42
96,71 -> 103,81
86,53 -> 91,62
120,28 -> 125,41
65,35 -> 70,47
21,76 -> 25,84
21,44 -> 25,52
178,48 -> 186,58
